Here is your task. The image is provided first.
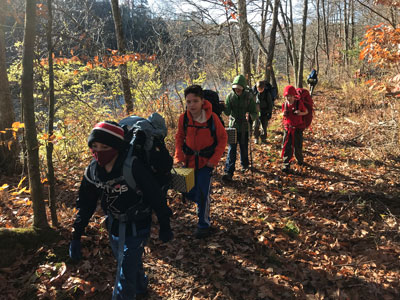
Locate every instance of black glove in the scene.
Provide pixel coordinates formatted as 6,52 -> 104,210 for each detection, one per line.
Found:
159,220 -> 173,243
69,239 -> 82,260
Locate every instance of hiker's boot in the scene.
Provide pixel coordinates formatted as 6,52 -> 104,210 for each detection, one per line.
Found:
222,173 -> 233,182
195,227 -> 211,239
241,166 -> 250,173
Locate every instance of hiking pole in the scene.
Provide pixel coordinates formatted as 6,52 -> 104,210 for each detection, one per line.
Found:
247,118 -> 254,177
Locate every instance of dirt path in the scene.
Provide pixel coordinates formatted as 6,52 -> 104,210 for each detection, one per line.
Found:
1,89 -> 399,299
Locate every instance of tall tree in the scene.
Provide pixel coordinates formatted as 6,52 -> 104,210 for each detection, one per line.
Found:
265,0 -> 280,84
297,0 -> 308,87
0,0 -> 19,174
111,0 -> 134,114
314,0 -> 321,71
21,0 -> 49,229
237,0 -> 252,85
256,0 -> 268,74
46,0 -> 58,227
321,0 -> 330,69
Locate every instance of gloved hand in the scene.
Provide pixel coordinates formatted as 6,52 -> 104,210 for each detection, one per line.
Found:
159,220 -> 173,243
69,239 -> 82,260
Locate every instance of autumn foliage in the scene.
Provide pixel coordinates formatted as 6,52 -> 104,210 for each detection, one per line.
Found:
360,23 -> 400,96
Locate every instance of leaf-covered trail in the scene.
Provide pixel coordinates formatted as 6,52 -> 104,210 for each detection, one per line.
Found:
1,89 -> 399,299
143,90 -> 400,299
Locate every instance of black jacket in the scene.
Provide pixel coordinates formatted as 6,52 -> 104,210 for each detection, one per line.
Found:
72,152 -> 172,239
256,90 -> 273,117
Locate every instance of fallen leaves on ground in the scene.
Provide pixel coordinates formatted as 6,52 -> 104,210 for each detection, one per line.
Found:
0,89 -> 399,299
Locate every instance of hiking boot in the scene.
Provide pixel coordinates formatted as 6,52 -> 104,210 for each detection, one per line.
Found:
222,173 -> 233,181
195,227 -> 211,239
136,275 -> 149,295
282,167 -> 291,174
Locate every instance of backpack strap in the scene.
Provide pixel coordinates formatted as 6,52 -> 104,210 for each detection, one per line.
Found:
122,147 -> 138,190
183,111 -> 216,141
182,112 -> 217,170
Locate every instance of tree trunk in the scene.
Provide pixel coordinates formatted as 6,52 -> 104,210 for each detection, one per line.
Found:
344,0 -> 349,67
351,0 -> 355,62
315,0 -> 321,72
21,0 -> 49,229
237,0 -> 252,86
297,0 -> 308,88
278,1 -> 293,67
0,0 -> 19,174
110,0 -> 133,114
288,0 -> 299,86
46,0 -> 58,227
265,0 -> 280,83
256,0 -> 267,75
322,0 -> 330,68
226,9 -> 239,75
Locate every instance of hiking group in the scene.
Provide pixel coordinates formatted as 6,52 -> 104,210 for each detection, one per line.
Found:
68,72 -> 315,299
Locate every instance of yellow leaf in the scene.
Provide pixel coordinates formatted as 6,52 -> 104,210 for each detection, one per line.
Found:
17,176 -> 26,189
11,186 -> 27,195
0,184 -> 9,191
12,122 -> 24,129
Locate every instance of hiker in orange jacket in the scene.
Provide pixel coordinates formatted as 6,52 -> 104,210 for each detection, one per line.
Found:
175,85 -> 227,238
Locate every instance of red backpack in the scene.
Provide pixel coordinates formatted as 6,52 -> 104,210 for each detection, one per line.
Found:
295,88 -> 314,129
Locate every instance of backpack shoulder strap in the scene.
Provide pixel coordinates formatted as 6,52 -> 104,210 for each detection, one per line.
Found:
122,147 -> 138,190
208,115 -> 217,142
84,160 -> 98,185
183,111 -> 189,135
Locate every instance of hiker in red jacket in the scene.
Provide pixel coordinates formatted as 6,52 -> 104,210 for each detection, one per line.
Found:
281,85 -> 308,173
175,85 -> 227,238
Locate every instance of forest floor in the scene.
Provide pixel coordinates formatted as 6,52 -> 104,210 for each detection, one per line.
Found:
0,88 -> 399,300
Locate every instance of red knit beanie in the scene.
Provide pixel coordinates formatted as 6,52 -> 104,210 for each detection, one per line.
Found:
283,85 -> 296,97
88,121 -> 125,151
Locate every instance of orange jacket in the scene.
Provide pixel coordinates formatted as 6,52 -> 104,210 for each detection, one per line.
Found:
175,100 -> 227,169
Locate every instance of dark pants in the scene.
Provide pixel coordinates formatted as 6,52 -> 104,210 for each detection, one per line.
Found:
282,128 -> 303,168
185,166 -> 213,229
225,131 -> 249,175
109,226 -> 150,299
254,113 -> 270,142
308,79 -> 318,96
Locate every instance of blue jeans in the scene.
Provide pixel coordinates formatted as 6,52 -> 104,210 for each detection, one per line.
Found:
185,166 -> 212,228
109,226 -> 150,300
224,131 -> 249,175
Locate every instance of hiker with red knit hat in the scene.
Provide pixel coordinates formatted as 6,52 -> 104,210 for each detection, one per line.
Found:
69,121 -> 173,299
281,85 -> 308,173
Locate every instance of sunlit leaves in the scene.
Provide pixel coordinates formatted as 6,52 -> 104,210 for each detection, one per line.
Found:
360,24 -> 400,67
0,184 -> 9,191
